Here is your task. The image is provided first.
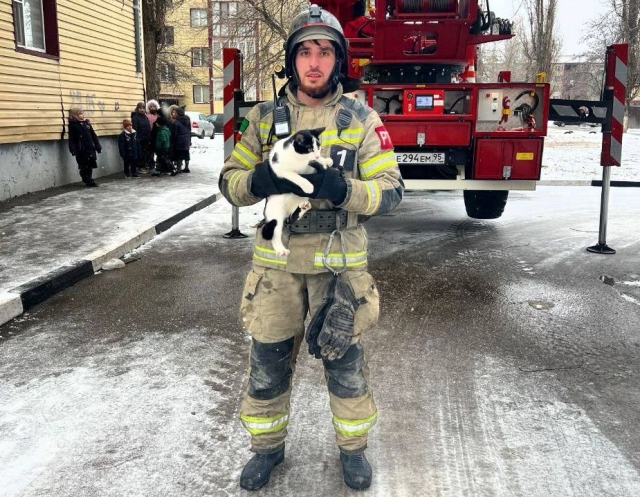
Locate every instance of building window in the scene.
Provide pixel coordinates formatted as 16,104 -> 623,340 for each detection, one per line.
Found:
193,85 -> 210,104
212,1 -> 237,36
192,47 -> 209,67
163,26 -> 174,46
12,0 -> 59,57
159,63 -> 176,83
191,9 -> 207,27
212,77 -> 223,101
244,86 -> 256,101
213,39 -> 254,61
212,41 -> 222,61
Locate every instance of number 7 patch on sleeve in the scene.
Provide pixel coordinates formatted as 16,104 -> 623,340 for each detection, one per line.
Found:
329,145 -> 357,172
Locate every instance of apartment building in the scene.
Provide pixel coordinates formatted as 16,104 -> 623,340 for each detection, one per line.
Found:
161,0 -> 272,116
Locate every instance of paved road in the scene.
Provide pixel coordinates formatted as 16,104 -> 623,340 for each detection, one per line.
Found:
1,186 -> 639,496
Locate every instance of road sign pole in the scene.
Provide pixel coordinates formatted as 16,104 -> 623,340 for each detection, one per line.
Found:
222,48 -> 247,240
588,43 -> 628,255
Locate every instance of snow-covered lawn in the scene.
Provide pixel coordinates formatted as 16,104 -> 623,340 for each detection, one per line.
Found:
189,123 -> 640,182
542,124 -> 640,181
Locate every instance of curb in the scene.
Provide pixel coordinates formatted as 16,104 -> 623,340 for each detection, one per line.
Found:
538,180 -> 640,187
0,192 -> 222,328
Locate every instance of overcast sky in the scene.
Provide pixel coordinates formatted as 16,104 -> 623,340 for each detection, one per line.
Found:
487,0 -> 609,57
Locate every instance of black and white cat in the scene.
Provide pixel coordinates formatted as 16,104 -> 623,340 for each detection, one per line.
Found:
261,127 -> 333,256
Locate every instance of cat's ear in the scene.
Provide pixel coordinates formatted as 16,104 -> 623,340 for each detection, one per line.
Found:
309,127 -> 325,138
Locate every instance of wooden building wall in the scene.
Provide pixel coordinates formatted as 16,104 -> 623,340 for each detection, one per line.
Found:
0,0 -> 145,144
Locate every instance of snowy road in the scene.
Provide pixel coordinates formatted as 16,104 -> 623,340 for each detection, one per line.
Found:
1,182 -> 639,496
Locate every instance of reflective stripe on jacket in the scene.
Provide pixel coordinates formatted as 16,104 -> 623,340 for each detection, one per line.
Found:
219,83 -> 404,274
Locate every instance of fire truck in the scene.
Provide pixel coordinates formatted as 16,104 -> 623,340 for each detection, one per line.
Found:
313,0 -> 550,219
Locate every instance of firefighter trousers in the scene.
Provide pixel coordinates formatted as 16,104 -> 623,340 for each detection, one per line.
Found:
239,266 -> 380,453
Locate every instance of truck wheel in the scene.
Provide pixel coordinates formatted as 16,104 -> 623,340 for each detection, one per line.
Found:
463,190 -> 509,219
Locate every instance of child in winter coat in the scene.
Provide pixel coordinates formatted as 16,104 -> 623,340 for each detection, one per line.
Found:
117,118 -> 141,178
68,108 -> 102,187
153,115 -> 173,176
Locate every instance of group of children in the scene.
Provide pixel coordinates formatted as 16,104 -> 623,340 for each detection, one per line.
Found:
67,100 -> 192,187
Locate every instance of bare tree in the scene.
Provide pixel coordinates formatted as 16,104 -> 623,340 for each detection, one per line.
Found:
521,0 -> 561,81
157,6 -> 211,99
229,0 -> 306,100
142,0 -> 188,101
582,0 -> 639,103
477,20 -> 528,83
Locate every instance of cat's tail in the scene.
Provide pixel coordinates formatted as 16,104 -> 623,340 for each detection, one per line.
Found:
261,219 -> 277,240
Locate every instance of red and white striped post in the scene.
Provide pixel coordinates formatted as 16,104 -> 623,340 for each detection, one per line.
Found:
222,48 -> 247,239
588,43 -> 628,255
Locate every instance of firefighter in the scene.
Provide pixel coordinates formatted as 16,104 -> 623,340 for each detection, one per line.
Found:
218,4 -> 403,491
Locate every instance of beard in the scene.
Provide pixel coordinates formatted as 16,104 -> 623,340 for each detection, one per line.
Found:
298,79 -> 332,99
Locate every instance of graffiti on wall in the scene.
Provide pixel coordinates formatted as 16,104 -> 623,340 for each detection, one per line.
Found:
69,90 -> 118,115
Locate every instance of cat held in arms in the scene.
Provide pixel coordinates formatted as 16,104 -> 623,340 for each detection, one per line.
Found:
261,127 -> 333,256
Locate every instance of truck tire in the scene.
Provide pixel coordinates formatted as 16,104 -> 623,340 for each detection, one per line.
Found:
463,190 -> 509,219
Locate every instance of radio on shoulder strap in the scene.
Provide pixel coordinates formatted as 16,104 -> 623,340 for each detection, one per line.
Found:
335,109 -> 352,137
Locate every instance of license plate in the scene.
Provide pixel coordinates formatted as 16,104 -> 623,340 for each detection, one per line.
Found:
395,152 -> 445,164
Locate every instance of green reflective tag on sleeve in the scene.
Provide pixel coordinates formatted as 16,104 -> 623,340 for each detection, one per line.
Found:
239,118 -> 249,134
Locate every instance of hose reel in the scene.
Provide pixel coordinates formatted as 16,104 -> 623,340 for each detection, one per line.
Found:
398,0 -> 457,14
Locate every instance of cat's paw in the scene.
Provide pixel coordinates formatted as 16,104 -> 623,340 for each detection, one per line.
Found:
300,179 -> 314,194
299,200 -> 311,215
272,240 -> 290,257
323,157 -> 333,167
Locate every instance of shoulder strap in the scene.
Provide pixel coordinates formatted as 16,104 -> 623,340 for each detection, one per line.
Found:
339,95 -> 373,122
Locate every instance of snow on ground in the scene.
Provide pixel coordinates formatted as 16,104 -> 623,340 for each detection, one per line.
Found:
194,123 -> 640,182
1,127 -> 639,496
542,124 -> 640,181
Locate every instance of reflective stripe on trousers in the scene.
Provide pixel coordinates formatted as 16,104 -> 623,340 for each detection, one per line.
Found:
333,412 -> 378,437
240,412 -> 290,435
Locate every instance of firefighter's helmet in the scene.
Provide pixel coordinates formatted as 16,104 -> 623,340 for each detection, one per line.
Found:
284,4 -> 348,85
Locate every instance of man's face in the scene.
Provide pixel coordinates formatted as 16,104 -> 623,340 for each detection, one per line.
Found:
294,39 -> 336,98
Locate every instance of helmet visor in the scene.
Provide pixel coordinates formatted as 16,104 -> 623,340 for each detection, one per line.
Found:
293,25 -> 342,46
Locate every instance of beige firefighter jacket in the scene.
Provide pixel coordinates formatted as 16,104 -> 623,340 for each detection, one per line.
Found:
219,83 -> 404,274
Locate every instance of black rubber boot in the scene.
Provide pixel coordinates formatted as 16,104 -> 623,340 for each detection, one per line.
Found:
340,449 -> 372,490
239,445 -> 285,491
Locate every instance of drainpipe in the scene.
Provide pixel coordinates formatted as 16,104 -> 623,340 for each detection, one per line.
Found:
208,0 -> 214,115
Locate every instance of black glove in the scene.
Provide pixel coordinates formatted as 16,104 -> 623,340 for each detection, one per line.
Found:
306,277 -> 337,359
301,166 -> 348,205
250,160 -> 309,199
316,275 -> 360,361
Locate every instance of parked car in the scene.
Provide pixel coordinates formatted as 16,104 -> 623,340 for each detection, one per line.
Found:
206,113 -> 224,134
553,120 -> 599,128
185,111 -> 215,139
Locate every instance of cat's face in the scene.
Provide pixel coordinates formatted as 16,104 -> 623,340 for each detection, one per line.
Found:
291,127 -> 325,156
